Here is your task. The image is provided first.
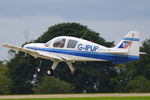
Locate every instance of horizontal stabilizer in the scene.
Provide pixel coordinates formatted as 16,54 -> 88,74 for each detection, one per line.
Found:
139,52 -> 146,55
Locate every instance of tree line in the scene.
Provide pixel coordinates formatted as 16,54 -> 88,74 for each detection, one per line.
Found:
0,23 -> 150,94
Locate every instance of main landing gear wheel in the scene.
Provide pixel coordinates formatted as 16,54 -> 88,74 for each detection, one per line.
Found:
46,68 -> 54,76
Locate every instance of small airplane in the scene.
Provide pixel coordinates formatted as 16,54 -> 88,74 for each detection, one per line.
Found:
3,31 -> 141,76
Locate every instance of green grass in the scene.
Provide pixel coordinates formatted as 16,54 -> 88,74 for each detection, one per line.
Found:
3,97 -> 150,100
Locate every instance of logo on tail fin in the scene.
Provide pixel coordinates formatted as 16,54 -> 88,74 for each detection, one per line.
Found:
118,41 -> 132,49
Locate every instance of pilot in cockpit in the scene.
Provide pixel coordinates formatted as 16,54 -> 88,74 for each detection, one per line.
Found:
58,39 -> 65,48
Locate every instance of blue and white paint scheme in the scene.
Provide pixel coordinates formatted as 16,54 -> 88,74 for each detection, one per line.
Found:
3,31 -> 141,76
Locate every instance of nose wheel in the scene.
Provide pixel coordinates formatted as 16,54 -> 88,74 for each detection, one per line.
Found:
37,67 -> 41,73
36,60 -> 42,73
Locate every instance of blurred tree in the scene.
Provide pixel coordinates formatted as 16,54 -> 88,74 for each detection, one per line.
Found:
33,76 -> 72,94
126,75 -> 150,92
0,65 -> 12,94
7,52 -> 38,94
0,61 -> 3,66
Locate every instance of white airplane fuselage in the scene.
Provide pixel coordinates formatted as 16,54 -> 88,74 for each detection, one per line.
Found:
23,35 -> 139,65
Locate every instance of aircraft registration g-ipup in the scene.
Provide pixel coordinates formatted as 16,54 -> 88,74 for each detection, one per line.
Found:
3,31 -> 141,76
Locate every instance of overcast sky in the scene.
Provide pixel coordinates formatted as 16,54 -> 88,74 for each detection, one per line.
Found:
0,0 -> 150,60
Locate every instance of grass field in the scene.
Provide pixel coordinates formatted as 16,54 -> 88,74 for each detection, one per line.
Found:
3,97 -> 150,100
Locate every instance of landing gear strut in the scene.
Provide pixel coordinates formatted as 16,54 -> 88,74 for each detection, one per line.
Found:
46,61 -> 59,76
37,60 -> 78,76
66,61 -> 78,76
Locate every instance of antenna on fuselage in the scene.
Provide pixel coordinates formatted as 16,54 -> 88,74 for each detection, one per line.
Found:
81,30 -> 88,39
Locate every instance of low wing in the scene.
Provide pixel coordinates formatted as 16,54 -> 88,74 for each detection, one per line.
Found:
2,44 -> 63,61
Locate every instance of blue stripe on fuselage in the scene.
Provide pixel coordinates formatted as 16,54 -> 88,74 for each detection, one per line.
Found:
26,46 -> 139,64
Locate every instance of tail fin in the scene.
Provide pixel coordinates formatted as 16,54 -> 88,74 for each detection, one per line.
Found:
115,31 -> 140,56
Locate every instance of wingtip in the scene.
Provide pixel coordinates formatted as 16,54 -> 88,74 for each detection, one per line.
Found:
2,43 -> 7,47
2,43 -> 11,48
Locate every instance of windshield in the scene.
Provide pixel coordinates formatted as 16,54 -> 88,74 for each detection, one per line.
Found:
45,40 -> 52,47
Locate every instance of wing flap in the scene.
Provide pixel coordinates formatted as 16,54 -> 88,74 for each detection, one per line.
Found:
37,51 -> 63,61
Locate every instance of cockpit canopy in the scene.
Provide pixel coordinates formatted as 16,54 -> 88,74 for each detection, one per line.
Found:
45,37 -> 78,49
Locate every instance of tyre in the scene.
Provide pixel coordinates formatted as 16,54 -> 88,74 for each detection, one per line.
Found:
46,68 -> 54,76
37,66 -> 41,73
